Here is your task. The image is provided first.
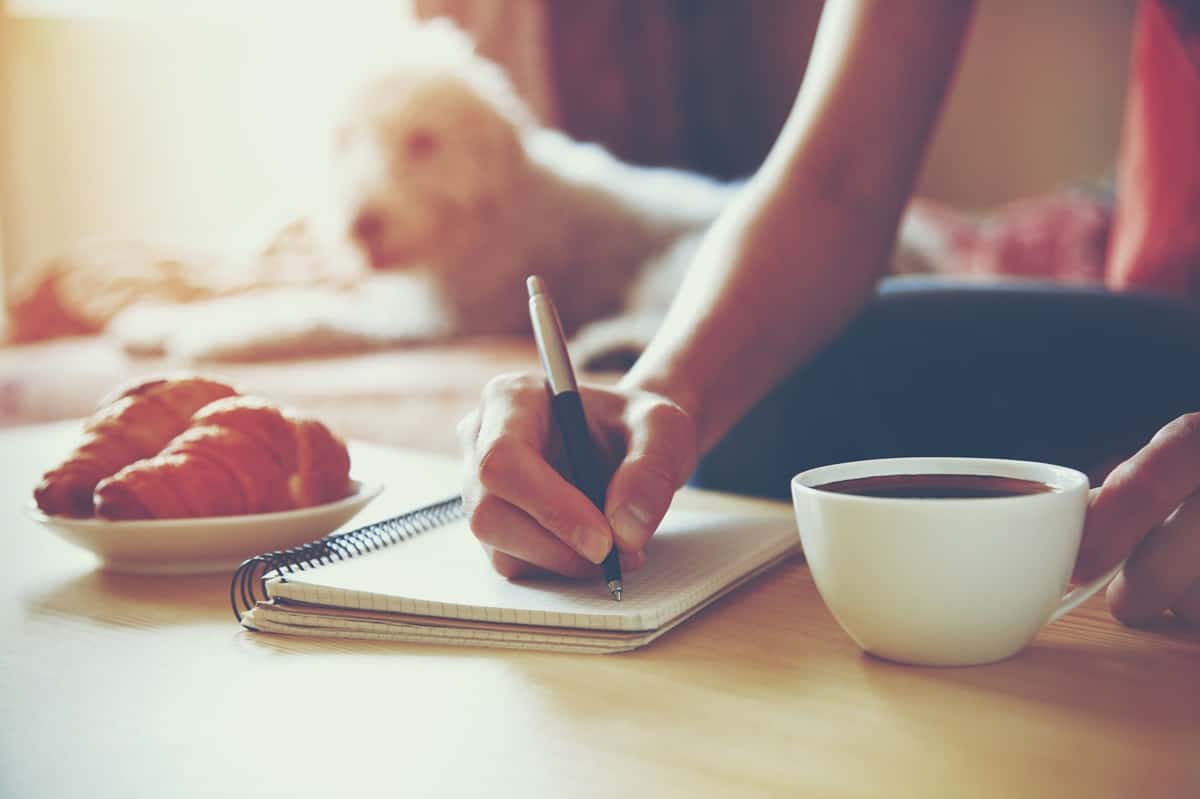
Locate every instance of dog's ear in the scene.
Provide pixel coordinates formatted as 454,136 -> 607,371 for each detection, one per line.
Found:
465,103 -> 527,213
454,57 -> 539,212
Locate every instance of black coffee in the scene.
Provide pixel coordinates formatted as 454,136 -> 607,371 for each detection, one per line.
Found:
814,473 -> 1055,499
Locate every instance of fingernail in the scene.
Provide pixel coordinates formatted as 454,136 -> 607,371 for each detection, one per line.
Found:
575,525 -> 611,565
610,504 -> 652,550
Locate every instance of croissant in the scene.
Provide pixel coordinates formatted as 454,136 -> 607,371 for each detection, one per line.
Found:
93,396 -> 352,520
34,375 -> 238,517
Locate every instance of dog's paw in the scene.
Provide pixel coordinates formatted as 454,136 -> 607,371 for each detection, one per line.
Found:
108,281 -> 459,362
167,289 -> 371,362
106,301 -> 179,356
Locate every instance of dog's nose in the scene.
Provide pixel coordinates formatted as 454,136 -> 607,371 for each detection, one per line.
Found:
351,211 -> 385,246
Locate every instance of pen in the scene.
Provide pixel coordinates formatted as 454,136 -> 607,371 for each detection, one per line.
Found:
526,275 -> 623,601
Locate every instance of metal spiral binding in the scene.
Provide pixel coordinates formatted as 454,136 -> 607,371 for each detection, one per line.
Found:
229,495 -> 464,622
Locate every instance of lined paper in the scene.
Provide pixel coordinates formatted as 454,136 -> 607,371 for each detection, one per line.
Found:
265,509 -> 800,633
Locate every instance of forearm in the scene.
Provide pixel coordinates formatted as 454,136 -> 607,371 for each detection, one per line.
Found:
620,0 -> 974,452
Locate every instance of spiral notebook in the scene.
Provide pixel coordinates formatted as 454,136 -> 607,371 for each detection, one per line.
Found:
232,492 -> 800,654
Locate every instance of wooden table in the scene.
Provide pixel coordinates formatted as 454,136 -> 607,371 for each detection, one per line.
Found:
3,421 -> 1198,798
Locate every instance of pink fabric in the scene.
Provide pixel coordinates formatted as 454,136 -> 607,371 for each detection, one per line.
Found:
1108,0 -> 1200,298
913,193 -> 1112,285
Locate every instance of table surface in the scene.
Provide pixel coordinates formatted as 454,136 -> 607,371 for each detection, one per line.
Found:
3,421 -> 1198,799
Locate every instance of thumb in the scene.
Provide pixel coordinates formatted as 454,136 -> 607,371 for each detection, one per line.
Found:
604,400 -> 697,553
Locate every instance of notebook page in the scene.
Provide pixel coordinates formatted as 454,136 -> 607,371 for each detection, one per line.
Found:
247,545 -> 793,653
266,508 -> 799,632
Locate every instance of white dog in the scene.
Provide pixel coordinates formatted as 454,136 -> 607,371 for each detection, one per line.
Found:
109,21 -> 734,367
109,20 -> 953,368
322,19 -> 737,363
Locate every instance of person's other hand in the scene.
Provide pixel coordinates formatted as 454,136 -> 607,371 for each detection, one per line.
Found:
1075,413 -> 1200,626
457,373 -> 697,579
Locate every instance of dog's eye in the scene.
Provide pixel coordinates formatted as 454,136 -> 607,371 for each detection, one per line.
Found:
405,129 -> 439,161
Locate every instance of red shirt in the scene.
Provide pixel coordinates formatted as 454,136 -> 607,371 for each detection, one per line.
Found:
1108,0 -> 1200,298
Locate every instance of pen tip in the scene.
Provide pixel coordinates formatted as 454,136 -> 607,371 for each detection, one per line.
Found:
608,580 -> 623,602
526,275 -> 546,298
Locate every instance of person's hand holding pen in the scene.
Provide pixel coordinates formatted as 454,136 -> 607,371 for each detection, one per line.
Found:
457,360 -> 697,584
455,0 -> 978,590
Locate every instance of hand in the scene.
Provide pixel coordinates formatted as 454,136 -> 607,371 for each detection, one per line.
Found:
457,373 -> 698,579
1075,413 -> 1200,626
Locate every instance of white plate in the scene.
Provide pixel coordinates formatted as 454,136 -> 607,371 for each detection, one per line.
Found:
28,480 -> 384,575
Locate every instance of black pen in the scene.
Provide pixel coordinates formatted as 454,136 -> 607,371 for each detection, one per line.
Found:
526,275 -> 623,600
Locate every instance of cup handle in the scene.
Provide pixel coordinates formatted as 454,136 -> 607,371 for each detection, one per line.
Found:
1049,559 -> 1127,623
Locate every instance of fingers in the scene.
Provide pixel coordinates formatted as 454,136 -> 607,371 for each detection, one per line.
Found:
460,373 -> 615,578
1171,579 -> 1200,626
468,495 -> 596,578
1076,413 -> 1200,581
605,396 -> 697,552
488,549 -> 543,580
1105,491 -> 1200,626
476,436 -> 613,563
461,373 -> 690,580
487,546 -> 647,581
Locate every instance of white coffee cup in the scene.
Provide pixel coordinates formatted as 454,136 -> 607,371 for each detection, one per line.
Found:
791,457 -> 1123,667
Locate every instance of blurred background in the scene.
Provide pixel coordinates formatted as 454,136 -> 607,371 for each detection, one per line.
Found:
0,0 -> 1135,311
0,0 -> 418,311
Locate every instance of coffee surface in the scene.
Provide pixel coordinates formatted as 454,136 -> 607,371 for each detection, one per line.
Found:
814,473 -> 1055,499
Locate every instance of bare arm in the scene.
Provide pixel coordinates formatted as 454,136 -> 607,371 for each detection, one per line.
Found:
622,0 -> 976,451
460,1 -> 976,580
